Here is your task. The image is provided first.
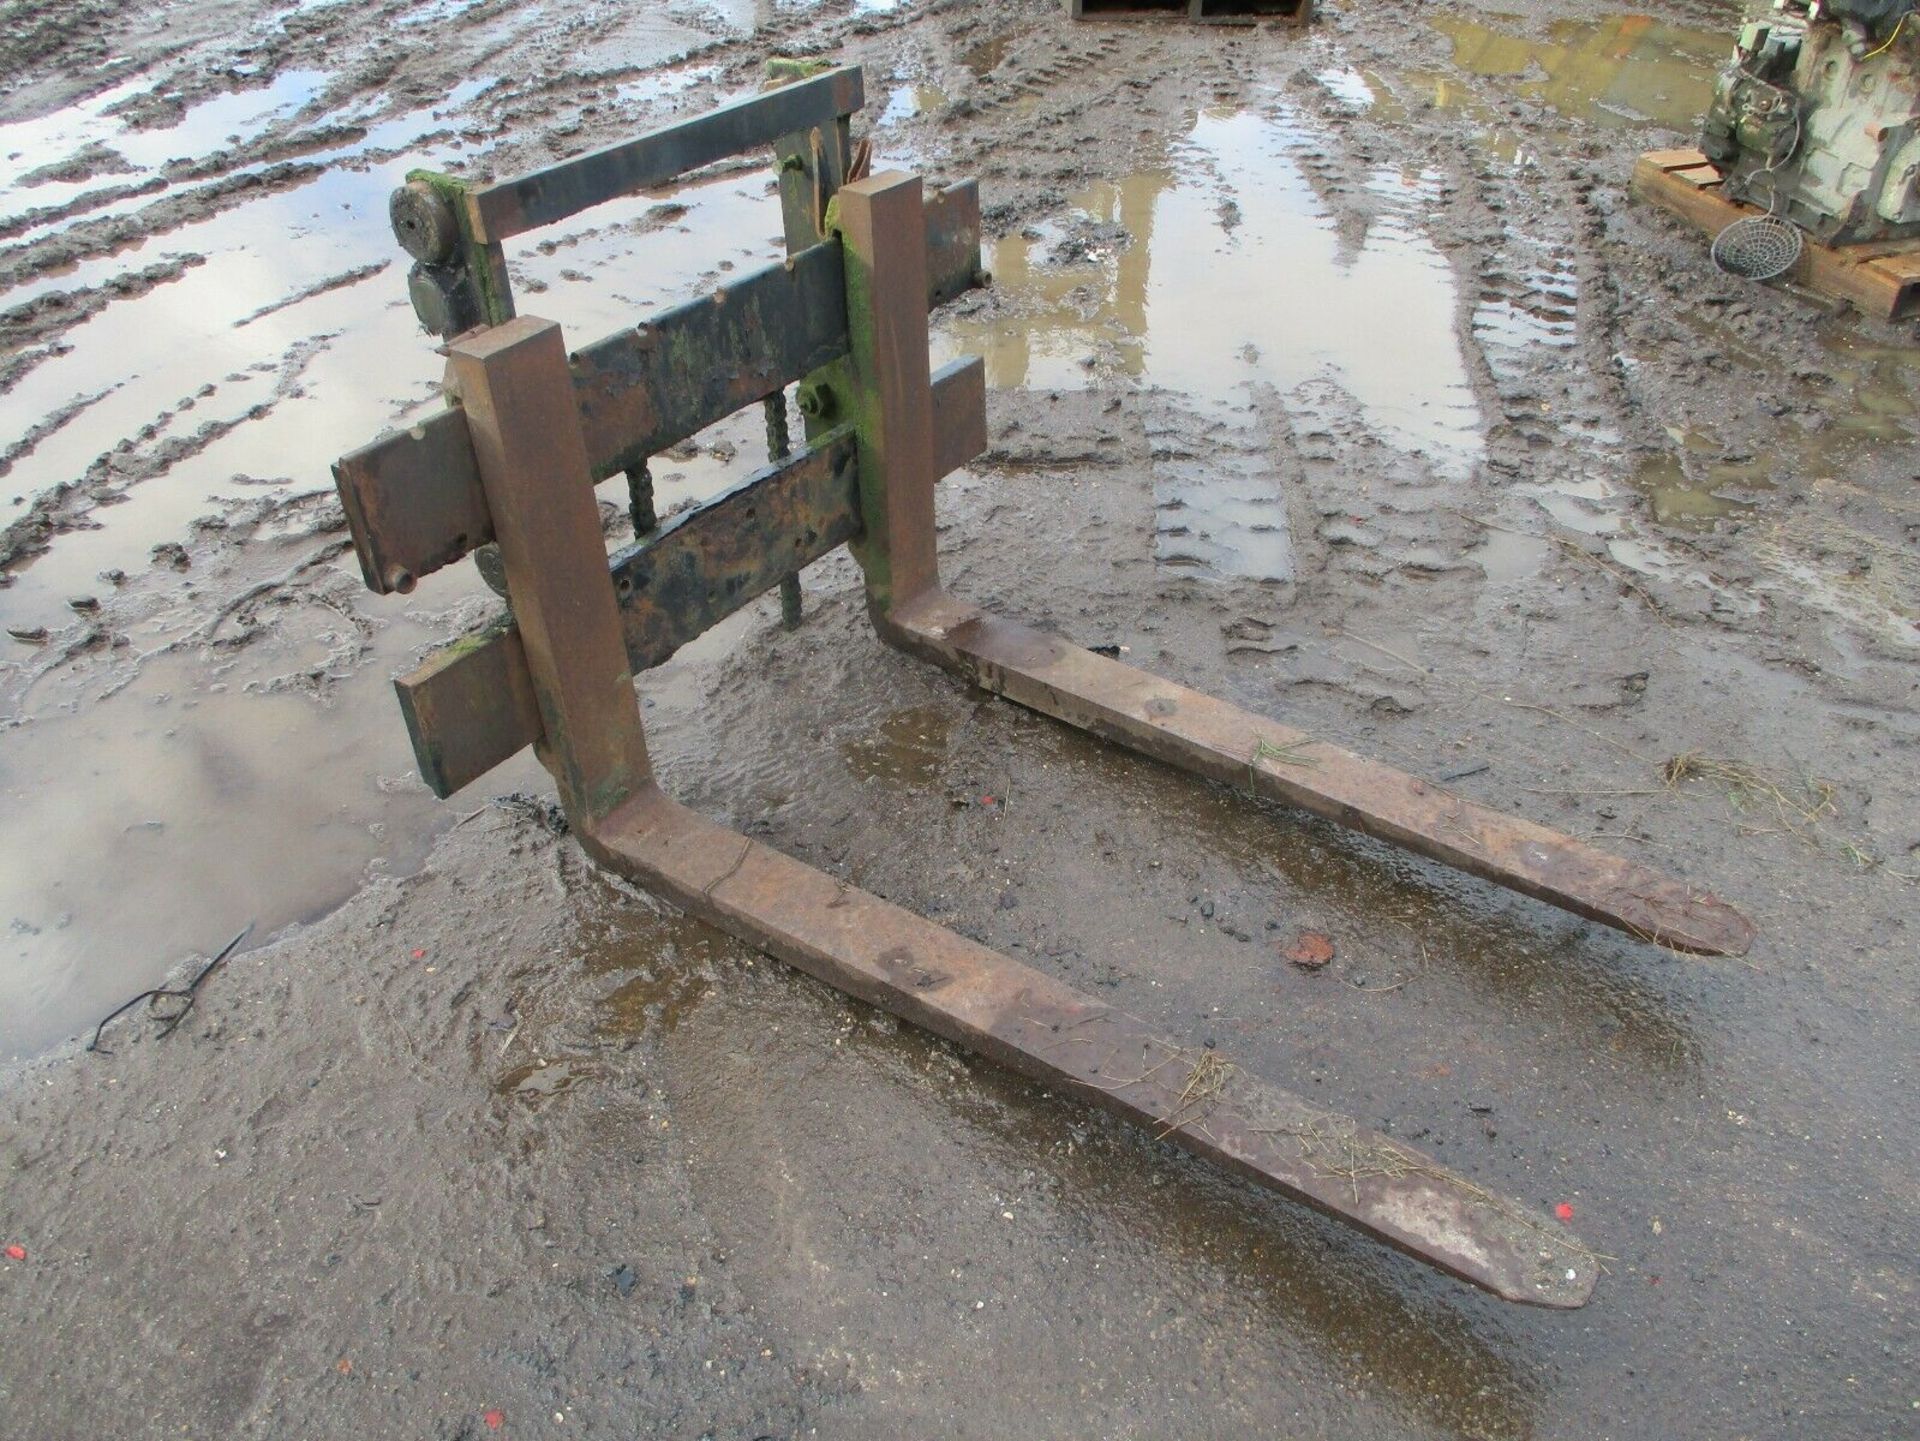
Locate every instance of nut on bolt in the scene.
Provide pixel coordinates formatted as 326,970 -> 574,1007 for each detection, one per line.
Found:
796,381 -> 837,421
390,180 -> 460,264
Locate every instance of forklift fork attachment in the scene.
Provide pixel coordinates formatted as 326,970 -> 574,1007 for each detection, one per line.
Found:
334,73 -> 1755,1307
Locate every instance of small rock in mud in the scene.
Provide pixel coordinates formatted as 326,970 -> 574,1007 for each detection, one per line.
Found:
1283,931 -> 1335,969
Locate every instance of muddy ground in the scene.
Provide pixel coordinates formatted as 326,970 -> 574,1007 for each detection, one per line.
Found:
0,0 -> 1916,1435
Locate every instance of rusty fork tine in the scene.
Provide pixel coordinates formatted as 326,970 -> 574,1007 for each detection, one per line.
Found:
885,593 -> 1756,958
595,784 -> 1597,1309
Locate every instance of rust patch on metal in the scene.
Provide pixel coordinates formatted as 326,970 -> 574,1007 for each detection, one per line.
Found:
473,68 -> 866,241
386,360 -> 985,797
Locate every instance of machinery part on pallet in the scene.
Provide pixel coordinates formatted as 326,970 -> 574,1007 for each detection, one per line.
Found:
1711,213 -> 1806,280
1702,0 -> 1920,244
1631,147 -> 1920,319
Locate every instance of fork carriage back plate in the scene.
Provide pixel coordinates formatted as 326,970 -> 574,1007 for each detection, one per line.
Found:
333,67 -> 1757,1309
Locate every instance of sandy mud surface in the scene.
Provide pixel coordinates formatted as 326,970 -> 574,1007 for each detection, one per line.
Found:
0,0 -> 1915,1435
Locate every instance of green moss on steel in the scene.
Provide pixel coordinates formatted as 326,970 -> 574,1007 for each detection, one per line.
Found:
536,664 -> 645,824
424,617 -> 513,669
765,56 -> 835,82
405,168 -> 510,325
830,206 -> 896,610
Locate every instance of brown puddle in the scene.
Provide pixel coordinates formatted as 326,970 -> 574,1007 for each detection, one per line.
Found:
1432,13 -> 1729,130
1620,327 -> 1917,535
841,701 -> 958,788
495,1055 -> 603,1107
1630,450 -> 1754,528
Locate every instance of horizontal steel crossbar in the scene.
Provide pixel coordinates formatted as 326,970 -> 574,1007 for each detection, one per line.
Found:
471,67 -> 866,241
395,357 -> 987,797
333,182 -> 981,596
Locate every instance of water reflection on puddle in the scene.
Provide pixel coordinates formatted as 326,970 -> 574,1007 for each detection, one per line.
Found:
944,104 -> 1482,583
1631,450 -> 1753,528
946,105 -> 1485,455
0,68 -> 332,219
944,104 -> 1483,581
0,67 -> 788,1055
0,627 -> 522,1057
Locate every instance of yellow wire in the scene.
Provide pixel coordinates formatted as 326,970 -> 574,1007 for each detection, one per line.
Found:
1863,11 -> 1907,60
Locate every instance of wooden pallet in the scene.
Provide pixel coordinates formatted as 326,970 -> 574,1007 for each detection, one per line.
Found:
1632,148 -> 1920,321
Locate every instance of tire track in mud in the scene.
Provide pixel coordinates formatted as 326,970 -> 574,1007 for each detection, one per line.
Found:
0,173 -> 168,243
0,383 -> 118,482
0,253 -> 206,396
0,331 -> 337,573
1358,4 -> 1919,679
0,159 -> 326,293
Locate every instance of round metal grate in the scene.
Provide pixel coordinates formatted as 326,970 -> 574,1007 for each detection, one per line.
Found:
1710,214 -> 1804,282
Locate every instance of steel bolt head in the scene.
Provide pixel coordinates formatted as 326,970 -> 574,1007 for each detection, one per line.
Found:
474,543 -> 510,599
390,181 -> 460,264
407,266 -> 459,336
